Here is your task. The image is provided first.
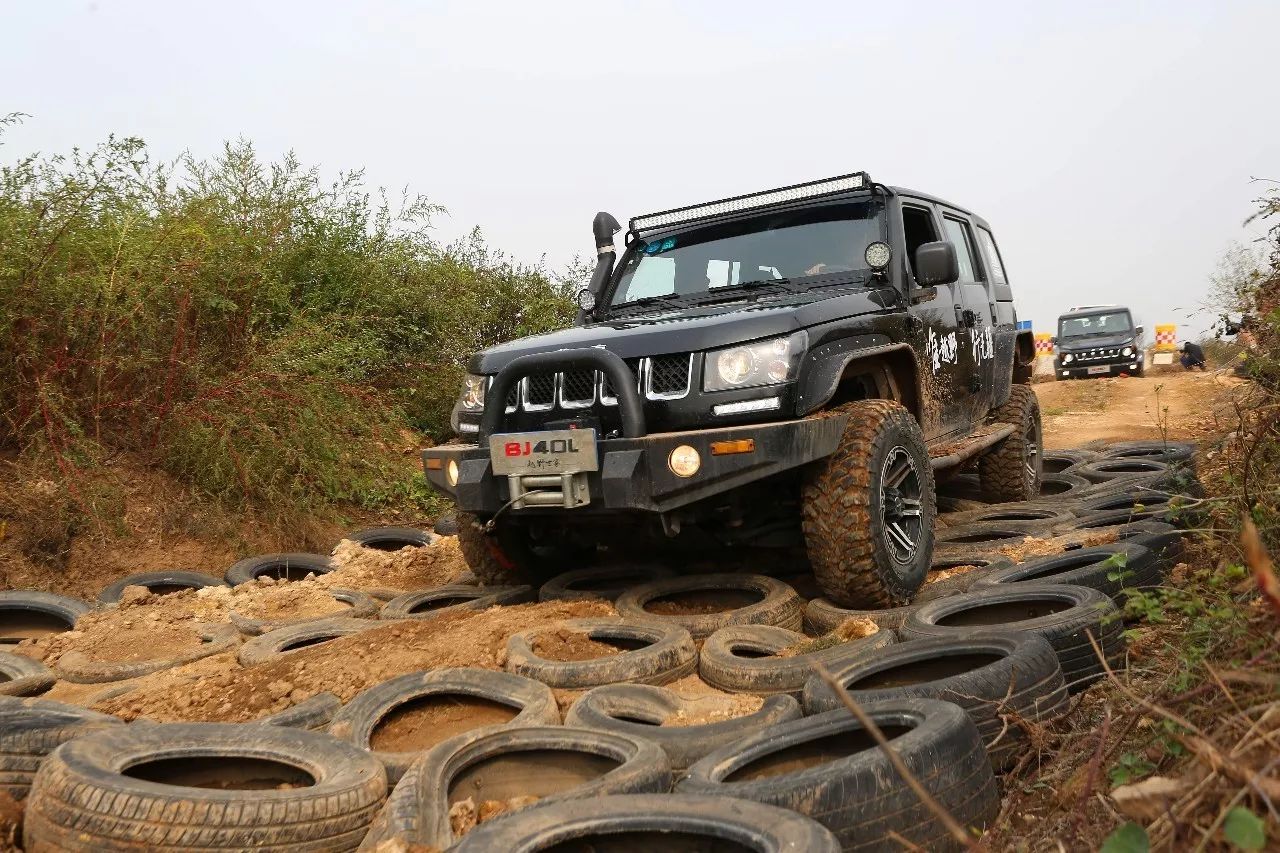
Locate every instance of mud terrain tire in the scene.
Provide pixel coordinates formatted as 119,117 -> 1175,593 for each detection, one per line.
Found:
565,684 -> 802,772
978,384 -> 1043,502
802,632 -> 1069,771
448,792 -> 841,852
678,700 -> 1000,851
360,725 -> 670,851
0,696 -> 123,801
802,400 -> 936,608
455,512 -> 577,586
329,667 -> 559,783
24,721 -> 387,852
698,624 -> 895,696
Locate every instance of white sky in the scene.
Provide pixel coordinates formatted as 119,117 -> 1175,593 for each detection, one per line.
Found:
6,0 -> 1279,337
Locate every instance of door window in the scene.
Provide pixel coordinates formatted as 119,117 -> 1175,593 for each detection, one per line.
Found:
942,216 -> 981,283
975,227 -> 1008,284
901,205 -> 939,282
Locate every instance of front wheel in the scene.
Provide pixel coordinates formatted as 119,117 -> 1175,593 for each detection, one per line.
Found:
978,384 -> 1043,502
801,400 -> 936,608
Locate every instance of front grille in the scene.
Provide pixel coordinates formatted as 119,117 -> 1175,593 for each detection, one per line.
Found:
647,354 -> 691,398
601,358 -> 644,403
1072,347 -> 1126,363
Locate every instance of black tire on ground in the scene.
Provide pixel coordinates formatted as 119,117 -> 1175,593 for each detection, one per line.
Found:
378,584 -> 534,621
253,692 -> 343,731
55,623 -> 240,684
564,684 -> 802,773
504,618 -> 696,689
0,652 -> 55,697
698,624 -> 895,696
24,721 -> 387,852
340,526 -> 439,552
1040,449 -> 1100,474
801,400 -> 937,609
932,522 -> 1031,561
972,542 -> 1159,601
433,512 -> 460,536
0,591 -> 94,646
803,632 -> 1068,771
97,571 -> 225,604
0,696 -> 123,801
539,564 -> 677,603
230,588 -> 379,635
678,700 -> 1000,852
329,667 -> 559,783
942,502 -> 1076,531
1072,488 -> 1179,517
1063,504 -> 1195,532
1068,458 -> 1172,484
449,792 -> 842,853
1038,472 -> 1094,498
360,726 -> 671,851
238,618 -> 381,667
804,597 -> 918,634
1100,440 -> 1196,470
224,552 -> 335,586
1113,521 -> 1184,577
978,384 -> 1044,503
914,554 -> 1017,604
614,574 -> 803,639
899,583 -> 1125,693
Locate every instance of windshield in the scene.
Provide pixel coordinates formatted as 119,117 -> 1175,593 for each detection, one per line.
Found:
608,201 -> 884,309
1059,312 -> 1133,338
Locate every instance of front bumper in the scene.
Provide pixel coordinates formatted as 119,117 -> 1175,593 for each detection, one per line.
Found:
1055,360 -> 1142,379
422,415 -> 848,515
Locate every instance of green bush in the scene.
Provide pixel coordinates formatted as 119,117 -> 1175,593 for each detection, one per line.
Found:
0,120 -> 575,518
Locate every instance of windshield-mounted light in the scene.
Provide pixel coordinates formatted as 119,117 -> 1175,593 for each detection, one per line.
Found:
459,374 -> 487,411
864,241 -> 891,270
704,332 -> 807,392
631,173 -> 870,233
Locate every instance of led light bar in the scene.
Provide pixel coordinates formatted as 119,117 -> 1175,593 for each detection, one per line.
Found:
713,397 -> 781,417
630,172 -> 871,234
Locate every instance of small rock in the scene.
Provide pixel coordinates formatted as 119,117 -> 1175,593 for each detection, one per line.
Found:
119,586 -> 152,605
267,680 -> 293,700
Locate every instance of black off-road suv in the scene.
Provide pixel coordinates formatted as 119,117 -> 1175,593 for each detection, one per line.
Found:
423,173 -> 1041,607
1053,305 -> 1145,379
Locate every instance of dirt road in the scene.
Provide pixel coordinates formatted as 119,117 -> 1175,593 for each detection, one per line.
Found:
1033,369 -> 1242,448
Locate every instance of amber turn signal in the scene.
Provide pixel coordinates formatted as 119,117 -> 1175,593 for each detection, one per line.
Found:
710,438 -> 755,456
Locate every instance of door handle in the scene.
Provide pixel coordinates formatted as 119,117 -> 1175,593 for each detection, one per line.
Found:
961,309 -> 977,328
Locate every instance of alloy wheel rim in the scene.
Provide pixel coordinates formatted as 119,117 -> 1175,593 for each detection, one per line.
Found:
880,446 -> 924,565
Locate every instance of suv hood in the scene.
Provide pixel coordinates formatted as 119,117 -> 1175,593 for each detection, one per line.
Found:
1057,332 -> 1136,351
470,288 -> 896,373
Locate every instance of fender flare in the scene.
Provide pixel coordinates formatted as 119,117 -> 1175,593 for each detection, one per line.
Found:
796,337 -> 923,420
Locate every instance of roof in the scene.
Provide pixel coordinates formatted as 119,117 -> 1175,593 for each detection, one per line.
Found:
1058,305 -> 1133,320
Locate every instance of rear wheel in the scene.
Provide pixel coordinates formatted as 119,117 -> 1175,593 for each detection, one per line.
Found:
801,400 -> 936,608
978,383 -> 1043,502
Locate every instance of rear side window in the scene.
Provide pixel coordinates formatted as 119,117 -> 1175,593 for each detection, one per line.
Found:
941,216 -> 980,283
976,227 -> 1008,284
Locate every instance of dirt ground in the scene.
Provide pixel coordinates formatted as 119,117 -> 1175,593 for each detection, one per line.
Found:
1034,369 -> 1242,449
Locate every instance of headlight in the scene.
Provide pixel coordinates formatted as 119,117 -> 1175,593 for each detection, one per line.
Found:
1063,353 -> 1074,364
703,333 -> 806,392
1122,346 -> 1134,357
459,374 -> 487,410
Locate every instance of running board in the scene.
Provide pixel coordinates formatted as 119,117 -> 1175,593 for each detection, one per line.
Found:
929,423 -> 1016,471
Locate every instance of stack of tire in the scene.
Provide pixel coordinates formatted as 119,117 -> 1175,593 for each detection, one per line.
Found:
3,444 -> 1200,851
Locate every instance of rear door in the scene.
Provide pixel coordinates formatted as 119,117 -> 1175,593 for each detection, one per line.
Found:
940,212 -> 996,419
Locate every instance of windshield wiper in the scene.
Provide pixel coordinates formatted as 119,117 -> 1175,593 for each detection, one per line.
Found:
608,293 -> 687,313
686,278 -> 797,306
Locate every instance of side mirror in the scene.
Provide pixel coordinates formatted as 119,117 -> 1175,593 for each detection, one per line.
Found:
914,241 -> 959,286
1050,336 -> 1058,346
1135,325 -> 1144,336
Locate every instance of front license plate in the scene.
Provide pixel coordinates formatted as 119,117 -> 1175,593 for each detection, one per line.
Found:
1087,365 -> 1110,375
489,429 -> 599,476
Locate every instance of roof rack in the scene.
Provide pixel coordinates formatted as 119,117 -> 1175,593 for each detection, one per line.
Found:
629,172 -> 872,235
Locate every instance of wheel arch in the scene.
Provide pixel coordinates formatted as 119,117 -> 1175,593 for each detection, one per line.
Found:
797,341 -> 923,423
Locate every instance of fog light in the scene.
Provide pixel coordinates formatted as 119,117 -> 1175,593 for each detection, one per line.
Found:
446,459 -> 460,487
668,445 -> 701,478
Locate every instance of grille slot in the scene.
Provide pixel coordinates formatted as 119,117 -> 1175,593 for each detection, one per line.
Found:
647,354 -> 691,398
560,369 -> 595,407
523,374 -> 555,410
600,358 -> 643,405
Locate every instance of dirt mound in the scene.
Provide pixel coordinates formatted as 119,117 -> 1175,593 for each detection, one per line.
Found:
324,537 -> 471,592
1000,530 -> 1118,562
924,563 -> 981,585
229,581 -> 350,621
659,674 -> 765,726
529,627 -> 629,661
95,600 -> 615,723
